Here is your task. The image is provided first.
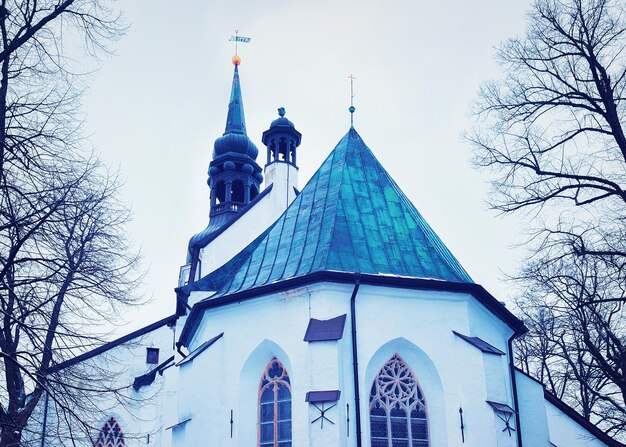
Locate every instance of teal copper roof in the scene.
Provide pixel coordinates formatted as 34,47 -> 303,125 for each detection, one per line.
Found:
188,128 -> 472,298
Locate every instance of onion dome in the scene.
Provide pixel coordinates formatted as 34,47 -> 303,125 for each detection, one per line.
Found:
269,107 -> 295,128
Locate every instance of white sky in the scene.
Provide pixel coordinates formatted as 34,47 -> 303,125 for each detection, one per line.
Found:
82,0 -> 533,332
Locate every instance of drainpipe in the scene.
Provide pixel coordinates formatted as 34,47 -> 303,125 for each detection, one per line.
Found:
508,329 -> 524,447
350,274 -> 362,447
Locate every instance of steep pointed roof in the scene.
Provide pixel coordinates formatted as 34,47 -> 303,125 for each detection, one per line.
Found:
188,128 -> 472,298
212,63 -> 259,159
225,64 -> 246,134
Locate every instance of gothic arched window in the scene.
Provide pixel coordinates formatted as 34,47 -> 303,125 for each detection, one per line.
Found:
259,357 -> 292,447
95,417 -> 125,447
369,354 -> 429,447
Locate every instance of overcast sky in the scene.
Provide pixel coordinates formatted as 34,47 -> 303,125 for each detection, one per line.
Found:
82,0 -> 534,332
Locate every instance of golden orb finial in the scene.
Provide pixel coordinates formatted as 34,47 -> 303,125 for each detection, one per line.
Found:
232,55 -> 241,66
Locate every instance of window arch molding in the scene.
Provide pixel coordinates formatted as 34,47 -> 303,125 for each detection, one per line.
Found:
239,340 -> 294,446
364,338 -> 447,446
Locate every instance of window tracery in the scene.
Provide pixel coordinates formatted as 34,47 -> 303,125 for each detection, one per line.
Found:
369,354 -> 429,447
95,417 -> 125,447
259,357 -> 292,447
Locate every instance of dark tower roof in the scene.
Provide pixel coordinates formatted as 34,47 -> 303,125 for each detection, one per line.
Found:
262,107 -> 302,167
213,64 -> 258,159
187,58 -> 263,268
185,127 -> 473,297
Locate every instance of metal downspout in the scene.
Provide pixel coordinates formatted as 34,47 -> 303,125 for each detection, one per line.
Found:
508,330 -> 524,447
350,273 -> 362,447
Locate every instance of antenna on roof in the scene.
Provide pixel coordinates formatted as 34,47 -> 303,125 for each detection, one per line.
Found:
229,30 -> 252,64
348,74 -> 356,127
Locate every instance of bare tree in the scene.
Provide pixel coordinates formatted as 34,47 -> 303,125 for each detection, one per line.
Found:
469,0 -> 626,439
0,1 -> 142,446
515,241 -> 625,436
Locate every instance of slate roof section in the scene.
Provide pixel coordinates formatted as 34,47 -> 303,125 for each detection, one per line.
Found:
184,128 -> 472,299
306,390 -> 341,403
176,332 -> 224,367
304,315 -> 347,342
165,418 -> 192,431
453,331 -> 505,355
133,355 -> 175,391
486,400 -> 516,414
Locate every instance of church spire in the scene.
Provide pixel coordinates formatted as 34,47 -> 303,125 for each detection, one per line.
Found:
208,56 -> 263,218
224,58 -> 246,134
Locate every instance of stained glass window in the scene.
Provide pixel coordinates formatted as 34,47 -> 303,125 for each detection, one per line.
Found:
259,357 -> 292,447
369,354 -> 429,447
95,417 -> 125,447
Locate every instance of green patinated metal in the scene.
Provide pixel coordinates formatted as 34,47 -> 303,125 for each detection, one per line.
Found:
187,128 -> 472,297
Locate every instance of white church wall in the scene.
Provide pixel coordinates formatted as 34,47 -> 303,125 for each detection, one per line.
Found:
546,398 -> 609,447
176,282 -> 349,447
198,193 -> 274,278
355,284 -> 516,447
515,369 -> 550,446
175,280 -> 524,447
37,322 -> 176,447
264,161 -> 298,209
176,332 -> 226,446
158,350 -> 181,447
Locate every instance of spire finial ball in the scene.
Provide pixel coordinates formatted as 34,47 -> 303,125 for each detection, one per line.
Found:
232,55 -> 241,66
278,107 -> 286,117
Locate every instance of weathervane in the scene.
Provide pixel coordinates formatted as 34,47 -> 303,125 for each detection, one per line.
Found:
348,74 -> 356,127
229,30 -> 252,65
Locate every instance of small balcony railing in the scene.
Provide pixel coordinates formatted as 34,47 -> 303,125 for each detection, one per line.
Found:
212,202 -> 243,214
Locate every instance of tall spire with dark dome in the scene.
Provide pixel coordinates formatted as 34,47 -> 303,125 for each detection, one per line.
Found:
223,56 -> 246,135
207,56 -> 263,218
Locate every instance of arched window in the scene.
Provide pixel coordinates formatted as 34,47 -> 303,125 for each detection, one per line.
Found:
259,357 -> 291,447
231,180 -> 245,203
215,181 -> 226,204
369,354 -> 429,447
95,417 -> 125,447
278,138 -> 287,162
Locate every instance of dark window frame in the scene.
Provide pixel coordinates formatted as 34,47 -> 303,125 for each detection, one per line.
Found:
146,347 -> 159,365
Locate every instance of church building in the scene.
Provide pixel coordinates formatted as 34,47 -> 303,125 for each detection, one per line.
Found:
37,55 -> 623,447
